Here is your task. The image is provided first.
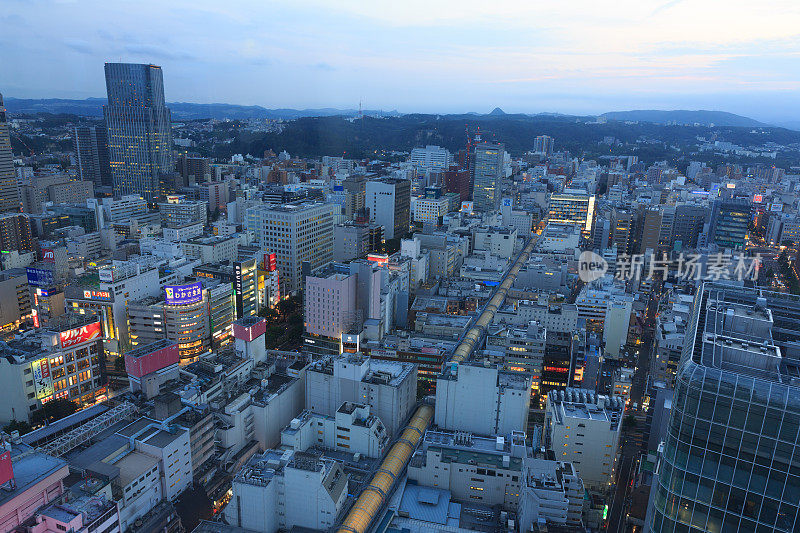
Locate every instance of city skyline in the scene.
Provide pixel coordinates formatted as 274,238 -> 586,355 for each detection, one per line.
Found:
2,1 -> 800,124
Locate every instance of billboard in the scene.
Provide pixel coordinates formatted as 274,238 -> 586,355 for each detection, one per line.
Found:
41,249 -> 55,263
164,282 -> 203,305
367,253 -> 389,265
0,451 -> 13,487
59,321 -> 102,349
267,253 -> 277,272
82,289 -> 113,301
233,318 -> 267,342
125,342 -> 180,378
26,267 -> 54,288
31,357 -> 53,401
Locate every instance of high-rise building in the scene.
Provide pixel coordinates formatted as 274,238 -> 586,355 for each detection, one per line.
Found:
710,198 -> 752,249
73,124 -> 112,187
548,189 -> 595,233
0,212 -> 33,252
103,63 -> 173,201
471,142 -> 504,212
533,135 -> 554,157
647,283 -> 800,533
365,178 -> 410,240
409,145 -> 453,172
245,202 -> 335,293
0,93 -> 20,213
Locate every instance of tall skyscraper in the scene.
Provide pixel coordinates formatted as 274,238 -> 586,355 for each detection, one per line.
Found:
471,142 -> 504,212
0,93 -> 20,213
533,135 -> 554,157
73,124 -> 112,187
646,283 -> 800,533
103,63 -> 173,201
710,198 -> 752,249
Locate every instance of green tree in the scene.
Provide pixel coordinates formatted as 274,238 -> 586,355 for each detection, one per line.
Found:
3,419 -> 32,436
31,399 -> 79,426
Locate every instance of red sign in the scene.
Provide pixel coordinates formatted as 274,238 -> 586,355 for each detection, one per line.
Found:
233,319 -> 267,342
42,249 -> 55,263
40,358 -> 50,379
125,342 -> 180,378
59,321 -> 102,349
753,194 -> 764,203
268,253 -> 277,272
0,451 -> 13,486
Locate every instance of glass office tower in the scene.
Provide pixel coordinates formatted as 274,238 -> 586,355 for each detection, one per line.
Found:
103,63 -> 173,201
647,282 -> 800,532
471,142 -> 504,212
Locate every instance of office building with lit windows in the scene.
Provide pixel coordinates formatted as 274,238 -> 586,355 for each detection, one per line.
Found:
0,93 -> 20,213
646,283 -> 800,533
103,63 -> 173,201
245,202 -> 335,294
472,142 -> 504,212
548,188 -> 596,233
0,314 -> 105,424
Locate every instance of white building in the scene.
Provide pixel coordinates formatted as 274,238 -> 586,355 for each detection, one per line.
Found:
518,459 -> 584,530
414,196 -> 450,225
410,145 -> 453,172
435,362 -> 531,437
545,388 -> 624,491
181,235 -> 239,264
473,226 -> 517,258
365,178 -> 411,240
305,354 -> 417,438
304,268 -> 357,339
280,402 -> 389,458
537,223 -> 582,253
408,429 -> 529,509
246,202 -> 335,293
603,296 -> 633,357
225,449 -> 348,533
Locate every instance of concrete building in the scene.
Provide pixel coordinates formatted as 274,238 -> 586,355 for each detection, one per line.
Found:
408,429 -> 529,510
435,362 -> 531,437
518,459 -> 584,530
366,178 -> 411,240
194,258 -> 258,319
181,235 -> 238,264
246,202 -> 335,293
225,449 -> 348,533
333,221 -> 382,262
304,267 -> 357,339
537,223 -> 581,253
305,354 -> 417,438
280,402 -> 389,458
0,213 -> 34,253
545,388 -> 624,491
548,189 -> 595,233
410,145 -> 453,172
158,197 -> 208,227
0,443 -> 70,532
0,314 -> 105,424
0,269 -> 31,331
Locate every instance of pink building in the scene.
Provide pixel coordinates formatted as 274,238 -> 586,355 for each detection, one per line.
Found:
304,271 -> 357,339
0,445 -> 69,532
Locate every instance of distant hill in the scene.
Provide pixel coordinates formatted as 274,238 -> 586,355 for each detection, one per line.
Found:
600,109 -> 765,127
2,97 -> 401,120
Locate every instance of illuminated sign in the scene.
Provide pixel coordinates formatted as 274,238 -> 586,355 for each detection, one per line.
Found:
267,253 -> 277,272
82,289 -> 113,301
31,358 -> 53,400
98,268 -> 114,282
753,194 -> 764,203
26,267 -> 54,288
41,248 -> 55,263
367,253 -> 389,265
59,321 -> 102,349
164,282 -> 203,305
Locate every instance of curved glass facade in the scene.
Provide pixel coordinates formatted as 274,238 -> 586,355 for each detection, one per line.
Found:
649,358 -> 800,532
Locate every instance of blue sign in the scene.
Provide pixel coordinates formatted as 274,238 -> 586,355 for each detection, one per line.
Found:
26,267 -> 54,288
164,282 -> 203,305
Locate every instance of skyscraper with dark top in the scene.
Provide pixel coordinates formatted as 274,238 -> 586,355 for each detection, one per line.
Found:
0,93 -> 20,213
74,124 -> 112,187
103,63 -> 173,201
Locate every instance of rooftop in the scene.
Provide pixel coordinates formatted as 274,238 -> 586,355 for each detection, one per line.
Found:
0,445 -> 69,508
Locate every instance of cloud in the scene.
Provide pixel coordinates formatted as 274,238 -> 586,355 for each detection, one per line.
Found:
64,38 -> 93,54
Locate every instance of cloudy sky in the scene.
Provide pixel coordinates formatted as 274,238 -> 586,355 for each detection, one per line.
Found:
2,0 -> 800,122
